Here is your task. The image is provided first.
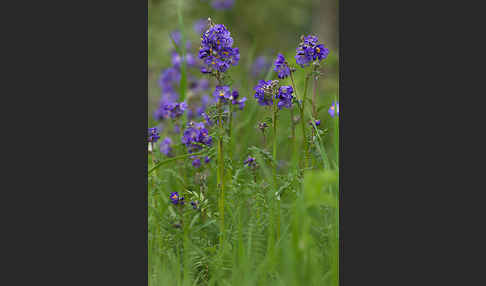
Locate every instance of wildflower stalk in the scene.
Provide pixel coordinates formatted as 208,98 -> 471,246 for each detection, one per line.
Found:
216,85 -> 225,246
290,108 -> 295,149
300,75 -> 310,168
288,69 -> 298,166
272,96 -> 281,240
228,103 -> 233,159
312,75 -> 318,118
311,76 -> 318,167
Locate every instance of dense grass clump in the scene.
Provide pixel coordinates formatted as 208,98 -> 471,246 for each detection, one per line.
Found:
148,8 -> 339,286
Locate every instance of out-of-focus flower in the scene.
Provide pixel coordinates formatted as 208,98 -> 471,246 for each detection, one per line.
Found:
258,121 -> 268,132
194,19 -> 207,35
229,89 -> 246,110
202,112 -> 213,126
191,156 -> 201,168
251,56 -> 270,78
160,137 -> 173,156
244,156 -> 257,168
161,101 -> 187,119
328,101 -> 339,117
158,67 -> 181,93
148,127 -> 160,143
170,31 -> 182,46
190,201 -> 199,209
171,51 -> 196,68
211,0 -> 235,10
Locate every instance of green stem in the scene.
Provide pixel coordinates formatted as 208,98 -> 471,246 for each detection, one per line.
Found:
300,75 -> 310,169
217,98 -> 225,246
228,104 -> 233,160
148,151 -> 203,174
272,98 -> 280,240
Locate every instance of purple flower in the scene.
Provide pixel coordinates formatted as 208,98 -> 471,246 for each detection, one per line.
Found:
211,0 -> 235,10
182,121 -> 212,153
171,51 -> 196,68
251,56 -> 270,78
201,112 -> 213,126
194,19 -> 208,35
161,101 -> 187,119
213,85 -> 232,102
315,120 -> 321,126
295,35 -> 330,67
190,201 -> 199,209
204,156 -> 211,164
273,53 -> 291,79
173,124 -> 181,134
276,85 -> 293,109
158,67 -> 181,93
244,156 -> 256,168
199,23 -> 239,73
170,192 -> 184,205
254,80 -> 276,106
160,137 -> 173,156
328,101 -> 339,117
191,156 -> 201,168
235,97 -> 246,110
148,127 -> 160,143
258,121 -> 268,132
229,90 -> 246,110
170,31 -> 181,46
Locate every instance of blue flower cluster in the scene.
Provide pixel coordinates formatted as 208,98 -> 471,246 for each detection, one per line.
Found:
181,121 -> 213,153
254,80 -> 276,106
213,86 -> 246,110
273,53 -> 291,79
295,35 -> 329,67
254,80 -> 293,109
199,23 -> 239,73
276,86 -> 293,109
148,127 -> 160,143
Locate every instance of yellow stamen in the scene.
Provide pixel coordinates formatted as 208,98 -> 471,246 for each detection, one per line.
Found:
219,92 -> 224,97
316,47 -> 320,53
